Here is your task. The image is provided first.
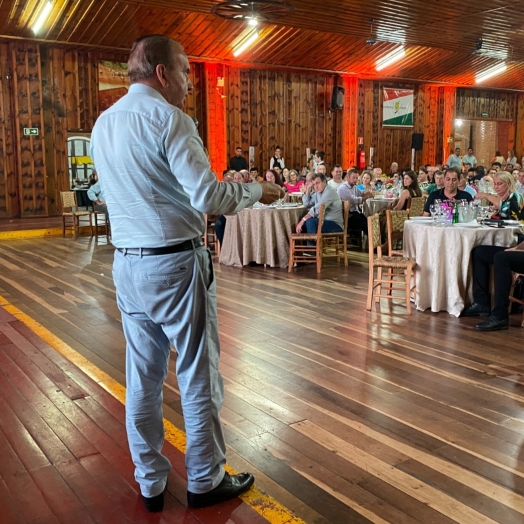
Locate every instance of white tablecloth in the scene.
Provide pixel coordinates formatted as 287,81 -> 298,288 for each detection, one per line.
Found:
219,206 -> 307,268
403,221 -> 518,316
363,198 -> 396,217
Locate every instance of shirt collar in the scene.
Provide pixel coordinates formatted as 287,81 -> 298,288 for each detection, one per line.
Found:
129,83 -> 168,104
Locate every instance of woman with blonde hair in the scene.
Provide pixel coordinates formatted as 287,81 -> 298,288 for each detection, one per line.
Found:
475,171 -> 524,221
357,170 -> 374,192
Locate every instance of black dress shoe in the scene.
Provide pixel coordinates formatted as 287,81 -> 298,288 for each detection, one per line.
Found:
142,482 -> 167,512
187,472 -> 255,509
475,316 -> 509,331
462,303 -> 491,317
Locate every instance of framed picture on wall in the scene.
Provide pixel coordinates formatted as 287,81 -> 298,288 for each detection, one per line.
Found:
382,88 -> 414,127
98,61 -> 130,114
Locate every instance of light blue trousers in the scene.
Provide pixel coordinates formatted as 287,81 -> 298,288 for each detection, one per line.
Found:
112,245 -> 226,497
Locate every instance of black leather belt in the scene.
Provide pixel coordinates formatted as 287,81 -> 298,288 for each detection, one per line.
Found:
117,238 -> 204,256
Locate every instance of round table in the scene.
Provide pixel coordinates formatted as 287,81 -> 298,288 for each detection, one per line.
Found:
403,220 -> 519,316
363,198 -> 396,217
219,205 -> 307,268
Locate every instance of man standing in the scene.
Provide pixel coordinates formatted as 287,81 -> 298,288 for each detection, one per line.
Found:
446,147 -> 463,170
337,169 -> 372,236
297,173 -> 343,234
462,147 -> 477,167
229,146 -> 248,172
91,35 -> 283,512
423,168 -> 472,215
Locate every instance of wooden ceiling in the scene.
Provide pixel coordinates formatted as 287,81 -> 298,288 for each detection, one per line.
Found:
1,0 -> 524,90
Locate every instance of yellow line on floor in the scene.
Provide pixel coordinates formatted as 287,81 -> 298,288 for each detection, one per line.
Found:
0,228 -> 64,240
0,294 -> 305,524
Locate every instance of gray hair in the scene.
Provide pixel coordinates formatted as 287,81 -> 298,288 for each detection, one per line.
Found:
128,35 -> 184,83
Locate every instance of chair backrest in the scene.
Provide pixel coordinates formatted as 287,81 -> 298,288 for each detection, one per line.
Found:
367,213 -> 382,264
60,191 -> 78,210
342,200 -> 349,236
386,209 -> 409,256
315,203 -> 326,237
408,196 -> 425,217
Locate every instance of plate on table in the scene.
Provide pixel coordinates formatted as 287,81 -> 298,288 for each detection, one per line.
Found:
501,220 -> 523,226
281,203 -> 300,208
408,216 -> 433,222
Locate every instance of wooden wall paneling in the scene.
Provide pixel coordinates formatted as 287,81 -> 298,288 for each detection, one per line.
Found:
341,76 -> 358,168
239,68 -> 250,163
0,43 -> 16,217
356,80 -> 365,167
204,62 -> 226,177
438,86 -> 456,164
315,76 -> 326,165
424,85 -> 440,165
274,71 -> 285,164
299,73 -> 309,170
307,75 -> 317,163
248,69 -> 260,170
290,73 -> 301,169
497,121 -> 510,159
514,94 -> 524,160
88,52 -> 99,125
12,42 -> 47,216
456,89 -> 517,121
266,70 -> 276,164
226,66 -> 241,161
371,82 -> 380,167
363,81 -> 374,167
64,51 -> 79,130
258,69 -> 269,170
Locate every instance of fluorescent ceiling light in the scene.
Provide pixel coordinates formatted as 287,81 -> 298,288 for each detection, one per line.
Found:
233,30 -> 259,56
32,2 -> 53,34
247,18 -> 258,26
376,46 -> 405,71
475,63 -> 507,84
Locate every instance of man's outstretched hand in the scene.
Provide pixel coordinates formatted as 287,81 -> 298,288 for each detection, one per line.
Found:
258,182 -> 286,204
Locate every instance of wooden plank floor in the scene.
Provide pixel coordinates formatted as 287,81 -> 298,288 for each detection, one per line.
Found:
0,217 -> 63,231
0,300 -> 270,524
0,236 -> 524,523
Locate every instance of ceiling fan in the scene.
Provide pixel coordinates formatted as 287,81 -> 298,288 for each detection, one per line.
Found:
366,19 -> 376,45
211,0 -> 295,24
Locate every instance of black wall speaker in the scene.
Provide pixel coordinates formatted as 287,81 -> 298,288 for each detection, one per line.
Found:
331,86 -> 345,110
411,133 -> 424,151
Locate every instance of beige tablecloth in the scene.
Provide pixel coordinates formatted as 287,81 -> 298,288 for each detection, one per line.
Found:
219,206 -> 307,268
403,221 -> 518,316
363,198 -> 396,217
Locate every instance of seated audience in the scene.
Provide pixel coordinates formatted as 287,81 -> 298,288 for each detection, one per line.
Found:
475,171 -> 524,221
391,170 -> 422,211
265,169 -> 284,188
284,170 -> 304,193
516,169 -> 524,196
462,240 -> 524,331
316,164 -> 327,176
232,171 -> 243,182
423,170 -> 444,195
458,171 -> 476,197
282,168 -> 290,183
328,164 -> 345,190
338,169 -> 372,236
417,167 -> 430,192
87,177 -> 109,221
239,169 -> 250,183
249,167 -> 259,181
388,162 -> 398,177
298,173 -> 343,234
423,168 -> 473,215
357,170 -> 374,192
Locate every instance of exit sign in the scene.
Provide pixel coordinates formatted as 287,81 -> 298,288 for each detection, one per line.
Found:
481,112 -> 488,117
23,127 -> 39,136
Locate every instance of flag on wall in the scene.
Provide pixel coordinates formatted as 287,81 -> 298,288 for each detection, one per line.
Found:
382,88 -> 414,127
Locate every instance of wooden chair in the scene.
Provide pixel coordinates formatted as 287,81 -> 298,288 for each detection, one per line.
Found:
91,201 -> 110,240
322,200 -> 350,267
366,213 -> 416,315
203,214 -> 220,256
386,209 -> 409,257
288,203 -> 325,273
60,191 -> 93,239
408,196 -> 425,217
509,273 -> 524,327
